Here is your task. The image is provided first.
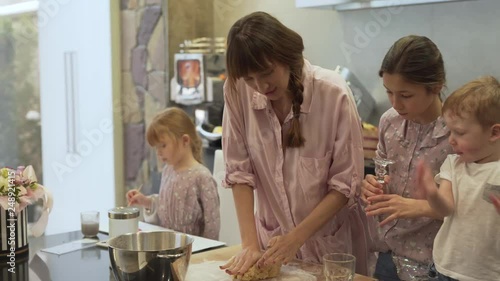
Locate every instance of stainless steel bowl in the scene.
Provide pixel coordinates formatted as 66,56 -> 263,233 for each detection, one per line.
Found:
108,231 -> 194,281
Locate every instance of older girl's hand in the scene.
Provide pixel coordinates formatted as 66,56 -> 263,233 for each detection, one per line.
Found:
257,234 -> 302,267
361,174 -> 390,205
219,246 -> 262,276
365,194 -> 420,226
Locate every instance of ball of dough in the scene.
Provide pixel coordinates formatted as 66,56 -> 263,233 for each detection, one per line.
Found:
233,263 -> 281,281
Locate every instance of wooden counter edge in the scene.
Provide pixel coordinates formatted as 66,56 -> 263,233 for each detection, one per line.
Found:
190,245 -> 376,281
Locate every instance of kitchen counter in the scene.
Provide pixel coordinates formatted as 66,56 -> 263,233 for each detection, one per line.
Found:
4,230 -> 222,281
18,231 -> 114,281
191,245 -> 376,281
2,231 -> 374,280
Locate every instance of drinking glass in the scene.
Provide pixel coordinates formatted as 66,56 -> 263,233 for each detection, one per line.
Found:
372,156 -> 395,226
323,253 -> 356,281
373,156 -> 395,194
80,211 -> 100,238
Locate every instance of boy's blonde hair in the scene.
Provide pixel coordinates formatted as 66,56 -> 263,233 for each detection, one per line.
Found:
443,76 -> 500,128
146,107 -> 203,163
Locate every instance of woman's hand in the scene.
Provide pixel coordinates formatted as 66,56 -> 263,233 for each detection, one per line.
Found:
365,194 -> 421,226
126,189 -> 150,208
219,246 -> 262,276
361,174 -> 389,204
257,233 -> 302,267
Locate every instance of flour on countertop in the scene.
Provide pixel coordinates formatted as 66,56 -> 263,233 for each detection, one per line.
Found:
186,261 -> 317,281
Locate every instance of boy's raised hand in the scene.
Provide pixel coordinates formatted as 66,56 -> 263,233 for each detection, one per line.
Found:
416,160 -> 438,199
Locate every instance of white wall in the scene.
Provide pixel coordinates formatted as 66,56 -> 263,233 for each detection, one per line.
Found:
39,0 -> 116,235
214,0 -> 500,125
213,0 -> 345,72
337,0 -> 500,123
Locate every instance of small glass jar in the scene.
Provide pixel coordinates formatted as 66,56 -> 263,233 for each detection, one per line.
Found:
108,207 -> 139,239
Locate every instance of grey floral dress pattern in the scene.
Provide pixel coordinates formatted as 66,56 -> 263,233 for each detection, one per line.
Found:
145,163 -> 220,240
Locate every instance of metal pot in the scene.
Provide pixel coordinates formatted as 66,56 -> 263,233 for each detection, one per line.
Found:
108,231 -> 194,281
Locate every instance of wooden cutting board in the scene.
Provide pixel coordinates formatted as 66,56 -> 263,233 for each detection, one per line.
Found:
190,245 -> 375,281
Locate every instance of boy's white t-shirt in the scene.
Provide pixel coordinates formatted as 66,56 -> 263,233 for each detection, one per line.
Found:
433,154 -> 500,281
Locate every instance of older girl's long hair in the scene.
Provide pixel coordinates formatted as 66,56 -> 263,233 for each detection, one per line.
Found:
379,35 -> 446,94
226,11 -> 305,147
146,107 -> 203,163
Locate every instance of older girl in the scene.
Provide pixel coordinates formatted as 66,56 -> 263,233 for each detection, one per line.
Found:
362,35 -> 454,280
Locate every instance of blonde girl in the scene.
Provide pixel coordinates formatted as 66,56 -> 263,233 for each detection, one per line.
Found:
127,107 -> 220,240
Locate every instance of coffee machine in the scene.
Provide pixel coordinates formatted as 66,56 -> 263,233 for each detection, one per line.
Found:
170,37 -> 225,105
170,53 -> 225,106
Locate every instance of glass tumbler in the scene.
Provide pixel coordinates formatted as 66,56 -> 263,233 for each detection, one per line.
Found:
373,156 -> 395,194
80,211 -> 100,238
323,253 -> 356,281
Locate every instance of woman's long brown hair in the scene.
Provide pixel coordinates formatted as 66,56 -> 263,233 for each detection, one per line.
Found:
226,11 -> 305,147
379,35 -> 446,93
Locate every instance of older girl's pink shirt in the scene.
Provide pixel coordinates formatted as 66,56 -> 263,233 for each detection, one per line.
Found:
222,60 -> 371,273
372,108 -> 453,280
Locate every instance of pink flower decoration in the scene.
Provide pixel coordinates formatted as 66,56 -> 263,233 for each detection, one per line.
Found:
0,165 -> 52,237
0,165 -> 47,213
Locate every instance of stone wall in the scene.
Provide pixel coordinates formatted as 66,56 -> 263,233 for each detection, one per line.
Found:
121,0 -> 165,193
120,0 -> 215,194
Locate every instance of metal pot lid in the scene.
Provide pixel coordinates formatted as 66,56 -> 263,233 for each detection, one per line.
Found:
108,207 -> 140,219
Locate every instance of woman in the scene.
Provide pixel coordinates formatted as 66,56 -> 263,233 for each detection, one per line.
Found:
219,11 -> 370,276
362,35 -> 454,280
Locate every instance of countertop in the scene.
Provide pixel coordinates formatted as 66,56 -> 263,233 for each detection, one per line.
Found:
25,231 -> 113,281
191,245 -> 376,281
22,230 -> 226,281
1,231 -> 374,280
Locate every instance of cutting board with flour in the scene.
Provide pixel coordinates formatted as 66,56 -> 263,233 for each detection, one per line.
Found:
186,260 -> 320,281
